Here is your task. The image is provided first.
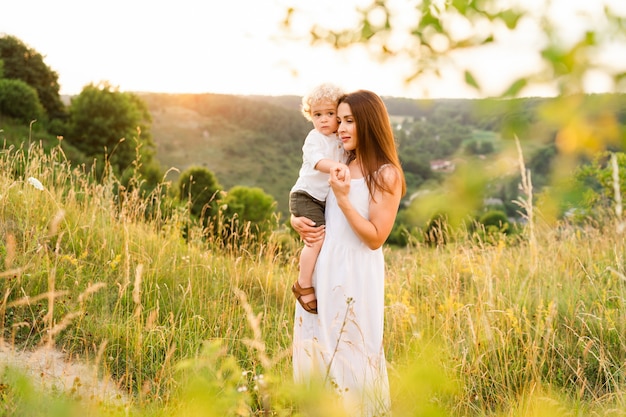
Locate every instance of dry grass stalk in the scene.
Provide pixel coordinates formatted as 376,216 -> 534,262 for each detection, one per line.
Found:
513,135 -> 537,268
611,152 -> 624,234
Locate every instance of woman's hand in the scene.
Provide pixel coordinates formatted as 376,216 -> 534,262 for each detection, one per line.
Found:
329,163 -> 351,200
291,215 -> 325,246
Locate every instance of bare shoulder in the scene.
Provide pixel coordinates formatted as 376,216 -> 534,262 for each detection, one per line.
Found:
377,164 -> 402,188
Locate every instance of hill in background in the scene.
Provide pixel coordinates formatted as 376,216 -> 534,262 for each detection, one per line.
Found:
140,92 -> 524,216
14,92 -> 624,219
141,93 -> 492,216
140,93 -> 311,216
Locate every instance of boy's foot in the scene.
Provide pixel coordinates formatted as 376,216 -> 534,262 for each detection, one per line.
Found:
292,281 -> 318,314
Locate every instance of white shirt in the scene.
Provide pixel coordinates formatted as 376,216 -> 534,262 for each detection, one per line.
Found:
291,129 -> 347,201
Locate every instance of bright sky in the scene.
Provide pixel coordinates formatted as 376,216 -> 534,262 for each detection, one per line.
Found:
1,0 -> 625,99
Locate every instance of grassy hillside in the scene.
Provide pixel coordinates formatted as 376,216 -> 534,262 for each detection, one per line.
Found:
5,93 -> 625,226
1,141 -> 626,416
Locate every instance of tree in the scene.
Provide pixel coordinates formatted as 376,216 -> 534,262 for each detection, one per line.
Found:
284,1 -> 626,224
288,1 -> 624,99
67,82 -> 159,184
177,166 -> 223,219
0,35 -> 65,120
573,151 -> 626,217
0,78 -> 44,123
219,185 -> 277,241
465,139 -> 479,155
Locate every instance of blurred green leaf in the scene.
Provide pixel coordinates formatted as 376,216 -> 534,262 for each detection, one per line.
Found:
502,78 -> 528,98
464,70 -> 480,90
452,0 -> 469,14
419,9 -> 444,33
362,20 -> 376,40
499,9 -> 523,29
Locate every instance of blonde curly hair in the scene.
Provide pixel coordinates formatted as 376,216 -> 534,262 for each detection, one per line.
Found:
301,83 -> 345,122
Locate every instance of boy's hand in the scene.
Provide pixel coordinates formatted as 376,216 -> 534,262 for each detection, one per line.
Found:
330,164 -> 351,200
330,163 -> 348,182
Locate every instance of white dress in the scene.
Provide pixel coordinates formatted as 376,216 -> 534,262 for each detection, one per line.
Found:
293,176 -> 391,417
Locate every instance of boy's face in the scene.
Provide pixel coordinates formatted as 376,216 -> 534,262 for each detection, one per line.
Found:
310,100 -> 339,136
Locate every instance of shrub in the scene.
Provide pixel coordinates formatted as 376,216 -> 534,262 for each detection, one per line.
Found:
219,185 -> 277,245
424,212 -> 450,246
479,210 -> 509,232
177,166 -> 223,219
0,78 -> 45,123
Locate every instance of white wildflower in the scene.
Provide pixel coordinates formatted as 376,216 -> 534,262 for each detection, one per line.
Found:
27,177 -> 45,191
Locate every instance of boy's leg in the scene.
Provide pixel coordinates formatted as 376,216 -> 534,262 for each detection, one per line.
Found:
298,238 -> 323,290
293,238 -> 323,313
289,191 -> 325,313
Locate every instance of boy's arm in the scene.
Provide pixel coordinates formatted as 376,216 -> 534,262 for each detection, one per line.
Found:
314,159 -> 346,174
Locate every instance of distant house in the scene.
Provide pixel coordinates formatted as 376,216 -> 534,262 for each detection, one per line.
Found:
484,197 -> 504,208
430,159 -> 455,172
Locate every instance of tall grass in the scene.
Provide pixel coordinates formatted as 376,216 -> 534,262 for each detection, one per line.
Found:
0,141 -> 625,416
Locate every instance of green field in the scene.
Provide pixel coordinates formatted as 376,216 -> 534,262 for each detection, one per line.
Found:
1,137 -> 625,417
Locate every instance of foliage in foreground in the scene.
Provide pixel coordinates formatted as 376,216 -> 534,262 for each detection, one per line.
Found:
0,142 -> 626,417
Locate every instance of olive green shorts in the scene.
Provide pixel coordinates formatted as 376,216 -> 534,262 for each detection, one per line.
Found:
289,191 -> 326,226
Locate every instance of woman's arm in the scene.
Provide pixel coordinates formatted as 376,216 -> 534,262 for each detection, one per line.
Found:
331,165 -> 403,250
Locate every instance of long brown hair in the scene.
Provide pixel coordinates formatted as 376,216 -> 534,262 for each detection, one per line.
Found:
339,90 -> 406,199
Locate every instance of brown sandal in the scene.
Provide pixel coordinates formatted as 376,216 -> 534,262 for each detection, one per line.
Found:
292,281 -> 318,314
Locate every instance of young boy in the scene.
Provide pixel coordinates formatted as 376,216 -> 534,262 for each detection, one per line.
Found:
289,83 -> 347,314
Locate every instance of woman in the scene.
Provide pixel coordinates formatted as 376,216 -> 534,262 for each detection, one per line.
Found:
291,90 -> 406,416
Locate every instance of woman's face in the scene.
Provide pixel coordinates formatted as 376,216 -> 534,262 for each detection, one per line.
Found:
337,102 -> 357,152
